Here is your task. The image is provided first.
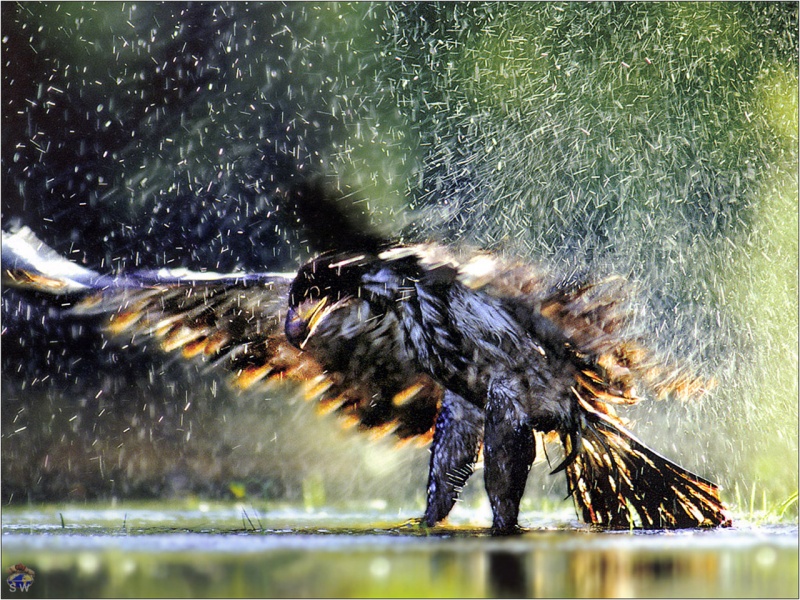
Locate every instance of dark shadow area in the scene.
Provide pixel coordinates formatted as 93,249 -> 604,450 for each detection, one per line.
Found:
487,550 -> 530,598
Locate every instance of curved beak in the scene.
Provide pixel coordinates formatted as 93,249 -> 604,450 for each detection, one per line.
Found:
285,297 -> 328,349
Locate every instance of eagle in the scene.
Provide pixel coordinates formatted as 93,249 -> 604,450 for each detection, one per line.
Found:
2,224 -> 731,534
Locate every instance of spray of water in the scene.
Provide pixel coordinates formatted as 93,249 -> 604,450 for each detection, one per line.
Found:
2,2 -> 796,514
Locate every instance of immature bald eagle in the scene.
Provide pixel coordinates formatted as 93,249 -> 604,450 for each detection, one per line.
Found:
3,225 -> 730,534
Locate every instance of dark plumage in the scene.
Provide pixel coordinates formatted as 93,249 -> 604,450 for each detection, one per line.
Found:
2,226 -> 731,533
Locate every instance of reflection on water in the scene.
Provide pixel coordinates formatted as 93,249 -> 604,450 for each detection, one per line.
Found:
487,551 -> 528,598
1,506 -> 797,598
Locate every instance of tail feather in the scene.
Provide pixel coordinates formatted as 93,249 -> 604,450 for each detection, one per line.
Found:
564,395 -> 731,529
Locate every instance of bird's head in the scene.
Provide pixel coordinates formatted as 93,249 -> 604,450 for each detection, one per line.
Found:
285,246 -> 426,351
285,252 -> 377,350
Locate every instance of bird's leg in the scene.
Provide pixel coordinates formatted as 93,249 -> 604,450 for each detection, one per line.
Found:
483,378 -> 536,535
423,390 -> 484,527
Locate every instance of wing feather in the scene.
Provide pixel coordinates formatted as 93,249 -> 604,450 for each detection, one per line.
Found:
72,275 -> 441,443
3,228 -> 440,442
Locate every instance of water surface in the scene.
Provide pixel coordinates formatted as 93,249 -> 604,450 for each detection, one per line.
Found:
2,503 -> 796,598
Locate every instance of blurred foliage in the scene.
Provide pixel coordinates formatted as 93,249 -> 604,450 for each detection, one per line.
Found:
1,2 -> 797,513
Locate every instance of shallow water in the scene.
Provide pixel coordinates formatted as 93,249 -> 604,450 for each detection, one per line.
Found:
1,503 -> 797,598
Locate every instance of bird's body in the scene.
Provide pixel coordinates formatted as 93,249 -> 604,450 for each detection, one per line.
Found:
286,245 -> 729,532
3,227 -> 731,533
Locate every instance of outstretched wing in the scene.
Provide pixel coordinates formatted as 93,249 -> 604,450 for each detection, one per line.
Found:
83,277 -> 442,442
2,227 -> 441,443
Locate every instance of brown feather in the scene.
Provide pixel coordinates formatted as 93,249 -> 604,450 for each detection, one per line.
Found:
73,278 -> 442,443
